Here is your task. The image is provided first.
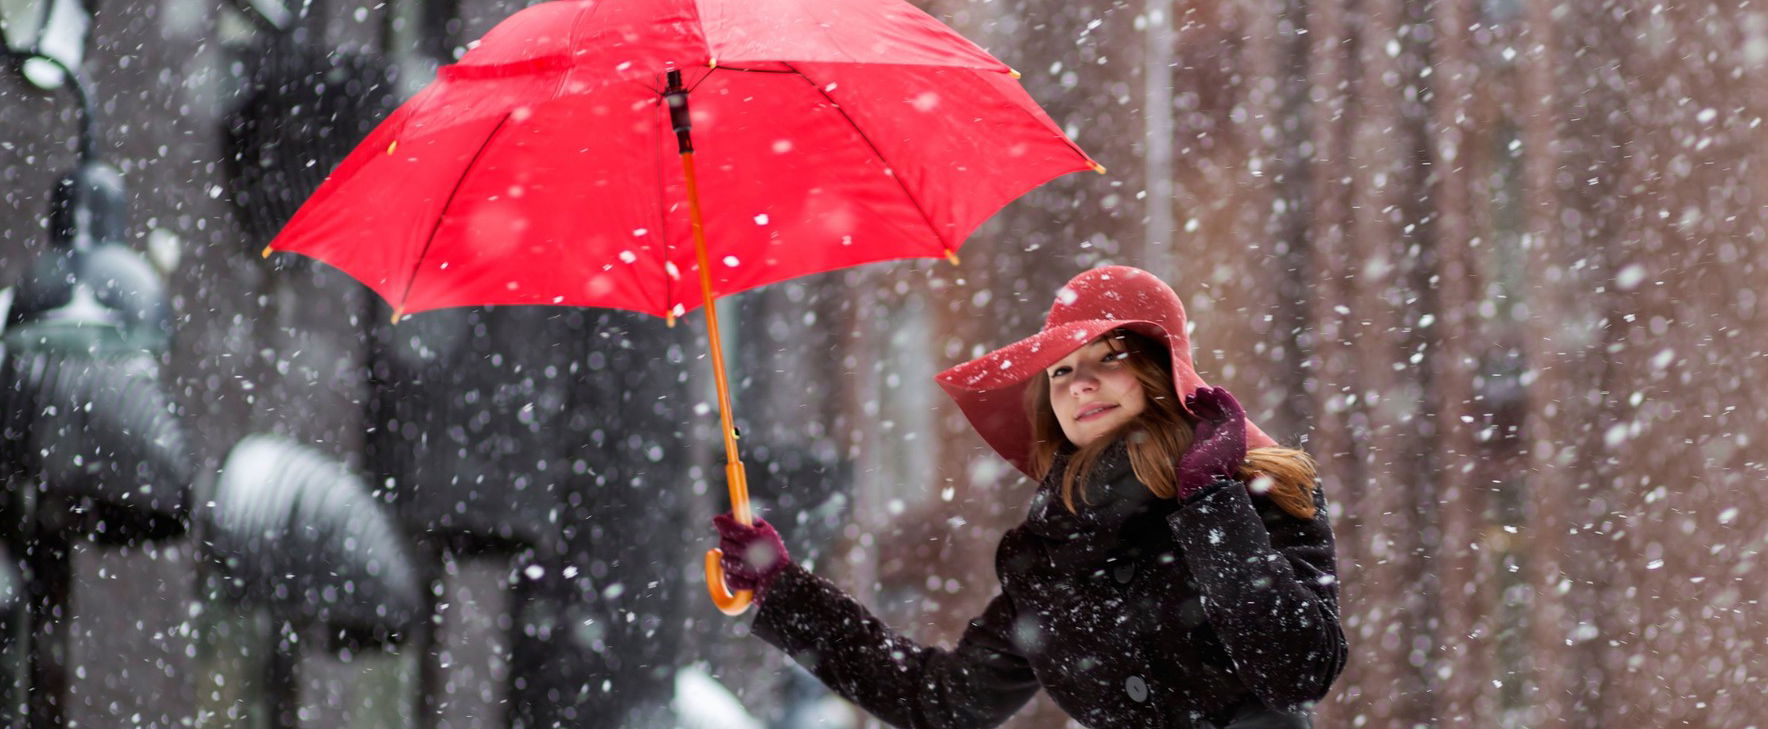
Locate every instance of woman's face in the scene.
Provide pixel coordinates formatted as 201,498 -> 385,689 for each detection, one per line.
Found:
1045,336 -> 1148,447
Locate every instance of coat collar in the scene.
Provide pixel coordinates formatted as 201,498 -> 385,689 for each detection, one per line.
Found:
1021,438 -> 1172,544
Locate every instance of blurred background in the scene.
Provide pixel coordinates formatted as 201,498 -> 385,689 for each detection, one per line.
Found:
0,0 -> 1763,727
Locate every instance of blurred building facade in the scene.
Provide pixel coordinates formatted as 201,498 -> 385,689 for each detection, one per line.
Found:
2,2 -> 1765,729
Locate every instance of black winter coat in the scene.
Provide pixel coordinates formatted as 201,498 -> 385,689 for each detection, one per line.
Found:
752,444 -> 1347,729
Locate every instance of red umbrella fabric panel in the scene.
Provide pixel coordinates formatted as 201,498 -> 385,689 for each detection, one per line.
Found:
446,0 -> 1014,88
277,62 -> 1089,319
258,0 -> 1100,623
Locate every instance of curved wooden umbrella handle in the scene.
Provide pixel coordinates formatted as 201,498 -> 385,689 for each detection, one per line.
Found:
674,82 -> 758,617
705,549 -> 754,615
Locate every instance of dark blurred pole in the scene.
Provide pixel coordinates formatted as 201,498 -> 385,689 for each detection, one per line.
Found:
268,620 -> 299,729
413,540 -> 444,729
1268,0 -> 1319,438
0,538 -> 18,729
20,508 -> 68,729
0,456 -> 19,729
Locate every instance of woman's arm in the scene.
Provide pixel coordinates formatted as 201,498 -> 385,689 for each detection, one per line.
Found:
751,563 -> 1040,729
1169,480 -> 1347,711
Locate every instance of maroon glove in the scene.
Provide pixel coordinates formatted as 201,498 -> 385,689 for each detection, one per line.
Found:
712,513 -> 791,601
1177,386 -> 1248,500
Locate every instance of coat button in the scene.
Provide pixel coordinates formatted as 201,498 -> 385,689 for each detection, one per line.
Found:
1113,562 -> 1135,584
1124,675 -> 1148,703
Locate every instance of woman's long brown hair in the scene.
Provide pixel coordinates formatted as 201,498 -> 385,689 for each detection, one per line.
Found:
1024,330 -> 1319,520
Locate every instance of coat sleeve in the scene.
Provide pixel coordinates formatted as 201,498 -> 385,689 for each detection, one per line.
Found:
1168,479 -> 1347,711
750,563 -> 1040,729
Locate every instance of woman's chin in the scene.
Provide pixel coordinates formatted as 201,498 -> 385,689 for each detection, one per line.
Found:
1069,419 -> 1131,448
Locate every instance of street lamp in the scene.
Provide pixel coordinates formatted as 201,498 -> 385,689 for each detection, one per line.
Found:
2,15 -> 190,729
6,160 -> 172,358
3,3 -> 171,359
2,153 -> 188,540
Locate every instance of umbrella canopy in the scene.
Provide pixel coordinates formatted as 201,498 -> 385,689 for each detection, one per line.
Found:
263,0 -> 1099,615
265,0 -> 1099,320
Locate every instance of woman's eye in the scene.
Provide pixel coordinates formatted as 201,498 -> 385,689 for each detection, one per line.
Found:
1104,351 -> 1129,363
1049,366 -> 1071,378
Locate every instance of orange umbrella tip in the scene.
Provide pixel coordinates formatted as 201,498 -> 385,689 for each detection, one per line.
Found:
1089,161 -> 1108,174
260,245 -> 274,259
944,250 -> 961,266
709,58 -> 718,69
391,307 -> 405,324
666,311 -> 677,328
387,140 -> 398,155
1009,68 -> 1022,79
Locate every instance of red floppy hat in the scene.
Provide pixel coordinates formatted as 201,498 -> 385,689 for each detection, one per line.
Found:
935,265 -> 1277,478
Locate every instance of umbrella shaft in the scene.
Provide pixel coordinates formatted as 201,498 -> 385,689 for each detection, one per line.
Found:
681,151 -> 752,526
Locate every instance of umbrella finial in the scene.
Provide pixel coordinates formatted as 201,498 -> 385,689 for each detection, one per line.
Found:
666,311 -> 677,328
261,245 -> 273,259
945,250 -> 961,266
1009,68 -> 1022,79
387,140 -> 398,155
1090,161 -> 1108,174
390,306 -> 404,324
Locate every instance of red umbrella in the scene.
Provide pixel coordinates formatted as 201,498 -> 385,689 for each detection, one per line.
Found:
264,0 -> 1101,615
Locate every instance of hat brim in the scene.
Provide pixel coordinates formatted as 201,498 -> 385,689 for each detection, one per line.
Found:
935,319 -> 1275,478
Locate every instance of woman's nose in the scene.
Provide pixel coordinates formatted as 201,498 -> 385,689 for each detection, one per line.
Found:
1068,370 -> 1099,395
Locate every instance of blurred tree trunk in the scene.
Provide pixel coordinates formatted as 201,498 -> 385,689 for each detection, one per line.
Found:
1518,0 -> 1620,725
1301,0 -> 1397,722
1423,0 -> 1499,724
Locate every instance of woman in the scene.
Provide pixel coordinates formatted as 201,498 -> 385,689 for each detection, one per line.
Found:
713,266 -> 1346,729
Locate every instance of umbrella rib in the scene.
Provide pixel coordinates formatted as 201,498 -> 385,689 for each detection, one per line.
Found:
707,65 -> 796,75
738,64 -> 1092,168
782,61 -> 951,255
395,112 -> 515,315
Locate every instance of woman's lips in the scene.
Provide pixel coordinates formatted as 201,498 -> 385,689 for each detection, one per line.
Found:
1075,404 -> 1118,422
